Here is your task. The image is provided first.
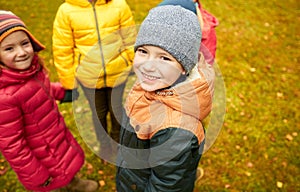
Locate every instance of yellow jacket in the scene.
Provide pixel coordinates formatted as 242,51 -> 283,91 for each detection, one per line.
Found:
52,0 -> 136,89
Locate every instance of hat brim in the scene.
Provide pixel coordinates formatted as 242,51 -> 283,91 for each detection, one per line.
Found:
0,26 -> 45,52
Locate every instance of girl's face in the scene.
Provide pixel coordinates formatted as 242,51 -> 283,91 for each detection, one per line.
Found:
0,30 -> 34,70
133,45 -> 185,92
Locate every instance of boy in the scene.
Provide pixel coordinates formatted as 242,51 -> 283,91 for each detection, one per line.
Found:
116,5 -> 214,191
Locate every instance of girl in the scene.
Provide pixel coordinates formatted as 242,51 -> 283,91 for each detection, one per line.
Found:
0,10 -> 98,191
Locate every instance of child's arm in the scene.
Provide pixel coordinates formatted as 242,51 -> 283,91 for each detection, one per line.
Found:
0,98 -> 50,189
52,5 -> 77,90
119,0 -> 136,65
146,128 -> 201,191
50,82 -> 65,100
50,82 -> 79,103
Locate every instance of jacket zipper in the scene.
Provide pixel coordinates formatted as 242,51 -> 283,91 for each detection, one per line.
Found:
91,1 -> 107,87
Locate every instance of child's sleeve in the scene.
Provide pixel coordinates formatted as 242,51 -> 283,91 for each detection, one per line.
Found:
119,0 -> 137,65
52,5 -> 77,89
50,82 -> 65,101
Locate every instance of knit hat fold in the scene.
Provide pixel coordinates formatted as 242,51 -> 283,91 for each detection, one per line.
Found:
134,5 -> 201,75
0,10 -> 45,52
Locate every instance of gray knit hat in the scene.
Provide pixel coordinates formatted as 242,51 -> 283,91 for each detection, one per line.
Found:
134,5 -> 201,75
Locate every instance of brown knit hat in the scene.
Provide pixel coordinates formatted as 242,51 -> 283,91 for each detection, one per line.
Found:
0,10 -> 45,52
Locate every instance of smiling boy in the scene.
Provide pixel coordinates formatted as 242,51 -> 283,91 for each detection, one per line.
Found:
116,5 -> 214,192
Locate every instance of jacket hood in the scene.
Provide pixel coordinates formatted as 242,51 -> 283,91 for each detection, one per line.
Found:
65,0 -> 108,7
158,65 -> 213,120
0,55 -> 40,89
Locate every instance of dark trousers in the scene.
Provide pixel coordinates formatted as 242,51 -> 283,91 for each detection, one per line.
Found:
81,83 -> 125,147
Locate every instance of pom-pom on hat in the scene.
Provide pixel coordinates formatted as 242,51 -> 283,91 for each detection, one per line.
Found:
158,0 -> 197,14
134,5 -> 201,75
0,10 -> 45,52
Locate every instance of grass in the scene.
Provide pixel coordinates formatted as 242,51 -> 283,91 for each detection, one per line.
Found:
0,0 -> 299,191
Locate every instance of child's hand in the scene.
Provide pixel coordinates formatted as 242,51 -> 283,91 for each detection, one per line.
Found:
61,89 -> 79,103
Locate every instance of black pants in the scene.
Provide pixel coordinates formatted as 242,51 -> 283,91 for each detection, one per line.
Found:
81,83 -> 125,146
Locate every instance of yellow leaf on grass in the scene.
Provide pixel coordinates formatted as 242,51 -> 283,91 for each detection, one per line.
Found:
99,180 -> 106,187
277,181 -> 283,188
250,67 -> 256,72
285,134 -> 293,141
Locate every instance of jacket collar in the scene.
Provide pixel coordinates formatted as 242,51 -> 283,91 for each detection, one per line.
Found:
0,55 -> 41,89
65,0 -> 108,7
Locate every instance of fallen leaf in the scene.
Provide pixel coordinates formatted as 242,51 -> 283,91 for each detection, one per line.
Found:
282,161 -> 287,167
86,163 -> 94,175
238,93 -> 245,99
277,181 -> 283,188
61,110 -> 67,115
98,170 -> 104,175
75,107 -> 83,113
276,92 -> 283,99
250,67 -> 256,72
285,134 -> 293,141
269,134 -> 276,142
99,180 -> 106,187
247,162 -> 254,168
264,154 -> 269,159
0,166 -> 8,175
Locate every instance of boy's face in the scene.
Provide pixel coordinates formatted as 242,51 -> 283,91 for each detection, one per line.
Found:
133,45 -> 185,92
0,30 -> 34,70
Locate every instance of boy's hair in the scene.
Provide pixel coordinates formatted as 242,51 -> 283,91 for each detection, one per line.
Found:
134,5 -> 201,75
0,10 -> 45,52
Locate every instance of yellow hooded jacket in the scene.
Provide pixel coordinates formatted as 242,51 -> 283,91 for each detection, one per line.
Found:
52,0 -> 136,89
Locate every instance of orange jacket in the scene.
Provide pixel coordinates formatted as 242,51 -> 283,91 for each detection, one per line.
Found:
125,53 -> 214,144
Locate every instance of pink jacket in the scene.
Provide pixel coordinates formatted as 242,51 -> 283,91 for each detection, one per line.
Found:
197,2 -> 219,65
0,56 -> 84,191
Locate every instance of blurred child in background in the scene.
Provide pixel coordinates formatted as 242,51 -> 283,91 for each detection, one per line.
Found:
52,0 -> 136,155
158,0 -> 219,65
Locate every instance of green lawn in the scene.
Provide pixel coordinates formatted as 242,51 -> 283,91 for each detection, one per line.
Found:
0,0 -> 299,191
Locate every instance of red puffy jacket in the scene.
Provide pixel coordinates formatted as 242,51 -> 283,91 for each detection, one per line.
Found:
197,1 -> 219,65
0,56 -> 84,191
